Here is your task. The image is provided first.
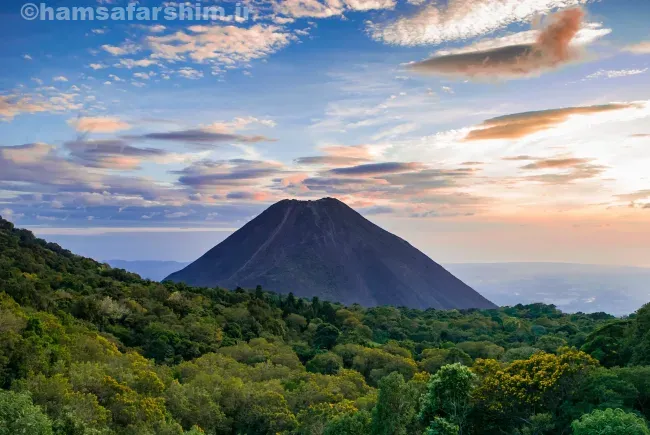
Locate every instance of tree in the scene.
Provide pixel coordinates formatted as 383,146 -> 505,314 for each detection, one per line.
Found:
571,408 -> 650,435
0,390 -> 53,435
425,417 -> 459,435
324,410 -> 371,435
420,363 -> 476,435
306,352 -> 343,375
500,346 -> 541,362
313,323 -> 341,350
536,335 -> 568,354
371,372 -> 418,435
516,413 -> 555,435
473,349 -> 600,433
614,366 -> 650,419
420,348 -> 472,374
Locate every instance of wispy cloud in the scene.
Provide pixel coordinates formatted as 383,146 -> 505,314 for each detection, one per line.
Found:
584,68 -> 648,80
465,103 -> 639,141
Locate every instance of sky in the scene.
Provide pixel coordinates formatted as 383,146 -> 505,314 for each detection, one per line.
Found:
1,0 -> 649,265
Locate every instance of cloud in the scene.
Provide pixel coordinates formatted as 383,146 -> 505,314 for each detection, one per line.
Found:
133,129 -> 274,147
0,92 -> 81,121
174,159 -> 284,189
0,143 -> 184,205
521,157 -> 590,169
226,191 -> 270,201
409,8 -> 588,80
177,67 -> 204,80
148,24 -> 166,33
295,144 -> 373,166
117,58 -> 159,69
102,42 -> 140,56
1,208 -> 24,221
617,190 -> 650,202
381,168 -> 473,188
506,155 -> 607,184
68,116 -> 132,133
525,162 -> 606,184
205,117 -> 276,134
147,24 -> 293,66
296,155 -> 370,166
369,0 -> 591,46
53,76 -> 69,82
624,41 -> 650,55
361,205 -> 395,215
465,103 -> 638,141
165,211 -> 192,219
320,144 -> 374,159
432,21 -> 610,57
584,68 -> 648,80
330,162 -> 424,175
302,176 -> 384,193
502,155 -> 540,161
272,0 -> 395,19
65,139 -> 168,170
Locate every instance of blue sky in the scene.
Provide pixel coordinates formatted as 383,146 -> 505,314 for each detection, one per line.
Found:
1,0 -> 650,264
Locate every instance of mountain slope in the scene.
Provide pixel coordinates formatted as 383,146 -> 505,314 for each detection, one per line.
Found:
166,198 -> 496,310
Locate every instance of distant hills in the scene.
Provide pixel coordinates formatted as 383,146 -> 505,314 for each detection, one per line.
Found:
447,262 -> 650,316
106,260 -> 190,282
165,198 -> 496,310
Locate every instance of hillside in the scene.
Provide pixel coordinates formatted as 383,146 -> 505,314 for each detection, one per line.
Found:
167,198 -> 496,310
1,215 -> 650,434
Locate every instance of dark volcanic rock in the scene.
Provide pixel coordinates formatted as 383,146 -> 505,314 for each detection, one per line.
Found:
166,198 -> 496,310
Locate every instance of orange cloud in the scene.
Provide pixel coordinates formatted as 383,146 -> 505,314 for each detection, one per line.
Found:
409,8 -> 588,80
296,145 -> 374,166
68,116 -> 131,133
321,144 -> 373,159
465,103 -> 636,141
521,158 -> 591,170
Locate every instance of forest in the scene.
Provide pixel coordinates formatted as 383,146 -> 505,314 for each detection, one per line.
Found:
1,215 -> 650,435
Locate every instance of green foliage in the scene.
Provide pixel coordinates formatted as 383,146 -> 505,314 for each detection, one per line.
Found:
420,363 -> 476,434
516,413 -> 555,435
1,218 -> 650,434
323,409 -> 371,435
571,408 -> 650,435
306,352 -> 343,375
0,390 -> 53,435
420,348 -> 473,374
370,372 -> 419,435
426,417 -> 459,435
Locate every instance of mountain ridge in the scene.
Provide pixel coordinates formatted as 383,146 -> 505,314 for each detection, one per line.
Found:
166,197 -> 496,310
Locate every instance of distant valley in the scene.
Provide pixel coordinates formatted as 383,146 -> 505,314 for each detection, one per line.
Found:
447,263 -> 650,316
106,260 -> 190,282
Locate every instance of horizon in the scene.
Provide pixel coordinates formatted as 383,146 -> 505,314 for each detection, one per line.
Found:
2,0 -> 650,266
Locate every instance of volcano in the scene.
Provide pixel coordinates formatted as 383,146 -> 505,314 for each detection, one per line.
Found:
166,198 -> 496,310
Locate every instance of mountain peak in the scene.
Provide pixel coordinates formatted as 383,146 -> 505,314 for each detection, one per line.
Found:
276,197 -> 347,206
167,198 -> 496,310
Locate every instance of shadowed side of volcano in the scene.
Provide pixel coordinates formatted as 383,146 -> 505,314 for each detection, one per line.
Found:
166,198 -> 496,310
